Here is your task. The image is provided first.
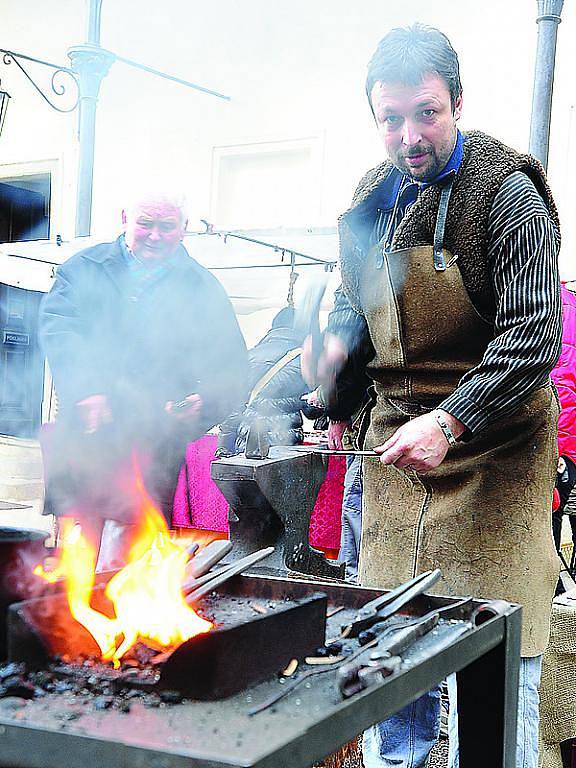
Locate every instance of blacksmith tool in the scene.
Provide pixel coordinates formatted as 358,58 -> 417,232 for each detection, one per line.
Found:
471,599 -> 517,626
294,275 -> 327,373
185,542 -> 200,558
290,446 -> 380,457
247,637 -> 379,717
338,612 -> 440,698
341,569 -> 442,639
186,540 -> 233,580
184,546 -> 275,603
294,275 -> 337,406
357,596 -> 473,646
183,564 -> 230,592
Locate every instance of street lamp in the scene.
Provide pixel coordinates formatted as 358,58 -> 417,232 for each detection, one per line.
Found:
0,81 -> 10,137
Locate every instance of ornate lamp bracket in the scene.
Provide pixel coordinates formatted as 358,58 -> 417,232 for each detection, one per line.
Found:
0,49 -> 80,113
67,45 -> 115,101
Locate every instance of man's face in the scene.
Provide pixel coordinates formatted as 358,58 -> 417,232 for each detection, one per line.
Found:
370,73 -> 462,182
123,201 -> 186,261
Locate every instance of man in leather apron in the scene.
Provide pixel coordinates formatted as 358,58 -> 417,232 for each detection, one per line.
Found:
303,24 -> 562,768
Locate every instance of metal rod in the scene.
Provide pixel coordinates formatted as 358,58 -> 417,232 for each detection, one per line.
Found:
290,446 -> 380,457
114,54 -> 230,101
529,0 -> 564,169
0,250 -> 335,271
185,547 -> 275,603
207,230 -> 334,265
208,261 -> 335,270
0,48 -> 74,73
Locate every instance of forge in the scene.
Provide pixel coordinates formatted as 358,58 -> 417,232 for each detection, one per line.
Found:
6,575 -> 327,700
211,446 -> 345,578
0,574 -> 522,768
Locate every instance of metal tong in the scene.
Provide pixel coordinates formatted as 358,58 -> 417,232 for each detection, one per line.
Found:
338,612 -> 440,698
357,595 -> 473,646
341,569 -> 442,638
338,596 -> 474,698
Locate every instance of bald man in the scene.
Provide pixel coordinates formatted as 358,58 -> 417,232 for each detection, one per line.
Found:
40,194 -> 248,541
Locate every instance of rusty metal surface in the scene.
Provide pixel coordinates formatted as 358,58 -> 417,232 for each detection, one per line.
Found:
0,575 -> 521,768
211,447 -> 345,579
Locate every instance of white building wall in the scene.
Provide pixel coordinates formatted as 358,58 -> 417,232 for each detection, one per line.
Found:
1,0 -> 576,271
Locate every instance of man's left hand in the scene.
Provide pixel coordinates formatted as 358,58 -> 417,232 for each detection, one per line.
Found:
374,410 -> 465,473
165,394 -> 203,421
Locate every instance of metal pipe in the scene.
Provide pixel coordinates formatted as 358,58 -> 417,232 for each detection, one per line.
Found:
529,0 -> 564,169
75,90 -> 98,236
67,0 -> 109,237
86,0 -> 103,45
68,43 -> 114,237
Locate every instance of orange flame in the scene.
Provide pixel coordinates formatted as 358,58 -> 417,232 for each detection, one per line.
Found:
35,467 -> 212,667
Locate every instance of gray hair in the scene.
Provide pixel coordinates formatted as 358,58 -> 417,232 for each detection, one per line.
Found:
124,188 -> 188,226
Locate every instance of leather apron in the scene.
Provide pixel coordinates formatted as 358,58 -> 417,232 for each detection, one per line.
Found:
357,184 -> 560,656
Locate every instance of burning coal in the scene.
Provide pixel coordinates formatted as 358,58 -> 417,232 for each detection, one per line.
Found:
34,467 -> 212,667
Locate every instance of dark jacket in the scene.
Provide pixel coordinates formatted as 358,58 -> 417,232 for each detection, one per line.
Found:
40,237 -> 248,435
233,321 -> 319,450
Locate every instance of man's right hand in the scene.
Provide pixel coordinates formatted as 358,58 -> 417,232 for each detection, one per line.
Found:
76,394 -> 112,434
328,419 -> 350,450
301,332 -> 348,389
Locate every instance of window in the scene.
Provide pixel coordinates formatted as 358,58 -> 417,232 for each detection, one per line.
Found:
211,138 -> 322,229
0,172 -> 51,243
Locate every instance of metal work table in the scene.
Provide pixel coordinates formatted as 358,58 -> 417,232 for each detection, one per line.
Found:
0,575 -> 521,768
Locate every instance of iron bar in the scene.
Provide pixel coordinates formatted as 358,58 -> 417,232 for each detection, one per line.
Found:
207,230 -> 334,265
114,54 -> 230,101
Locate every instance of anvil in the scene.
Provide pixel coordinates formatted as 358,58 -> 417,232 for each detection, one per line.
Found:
210,446 -> 345,578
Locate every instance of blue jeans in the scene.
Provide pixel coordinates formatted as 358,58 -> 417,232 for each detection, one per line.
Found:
339,455 -> 363,583
363,687 -> 441,768
363,656 -> 541,768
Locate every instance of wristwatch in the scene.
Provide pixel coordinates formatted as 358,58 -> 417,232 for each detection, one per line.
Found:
433,411 -> 457,447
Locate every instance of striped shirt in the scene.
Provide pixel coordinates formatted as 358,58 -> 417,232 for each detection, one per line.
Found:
328,170 -> 562,435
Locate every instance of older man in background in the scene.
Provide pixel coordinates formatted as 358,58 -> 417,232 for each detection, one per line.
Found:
40,192 -> 248,554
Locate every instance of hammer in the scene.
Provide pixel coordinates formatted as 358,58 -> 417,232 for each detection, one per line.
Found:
294,275 -> 336,406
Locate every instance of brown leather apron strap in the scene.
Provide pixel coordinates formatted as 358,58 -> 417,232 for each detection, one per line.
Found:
433,181 -> 454,272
